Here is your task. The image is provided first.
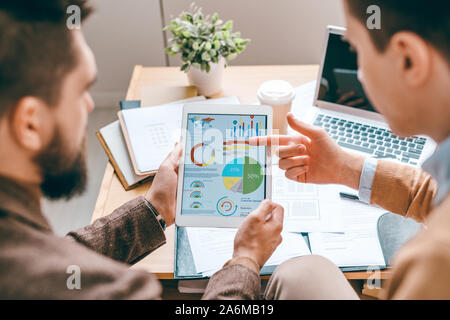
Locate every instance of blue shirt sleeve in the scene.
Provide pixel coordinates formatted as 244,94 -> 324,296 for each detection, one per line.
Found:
358,157 -> 378,204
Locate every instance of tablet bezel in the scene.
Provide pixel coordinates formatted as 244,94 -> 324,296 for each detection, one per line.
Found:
175,104 -> 273,228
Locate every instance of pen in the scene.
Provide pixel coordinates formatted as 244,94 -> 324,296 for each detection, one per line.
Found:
339,192 -> 360,201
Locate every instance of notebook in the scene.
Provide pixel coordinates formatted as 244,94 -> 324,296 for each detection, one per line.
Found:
97,96 -> 206,190
97,121 -> 152,190
118,96 -> 241,176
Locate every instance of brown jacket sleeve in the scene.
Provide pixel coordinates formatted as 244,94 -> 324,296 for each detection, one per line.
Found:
202,265 -> 261,300
66,196 -> 166,264
370,160 -> 438,223
384,197 -> 450,299
202,257 -> 261,300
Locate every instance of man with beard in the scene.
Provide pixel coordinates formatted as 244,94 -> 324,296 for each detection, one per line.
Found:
0,1 -> 284,299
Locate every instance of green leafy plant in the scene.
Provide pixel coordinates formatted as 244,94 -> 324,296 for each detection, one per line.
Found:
164,5 -> 250,73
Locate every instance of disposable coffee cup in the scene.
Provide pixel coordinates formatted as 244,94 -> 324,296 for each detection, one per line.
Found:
257,80 -> 295,135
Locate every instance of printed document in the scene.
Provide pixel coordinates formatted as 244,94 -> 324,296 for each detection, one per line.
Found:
186,227 -> 311,276
272,164 -> 344,233
308,187 -> 386,268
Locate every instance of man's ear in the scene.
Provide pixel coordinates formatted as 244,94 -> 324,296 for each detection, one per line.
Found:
389,31 -> 432,88
10,97 -> 54,153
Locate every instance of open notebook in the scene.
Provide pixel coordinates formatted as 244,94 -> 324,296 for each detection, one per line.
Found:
97,96 -> 205,190
118,96 -> 240,176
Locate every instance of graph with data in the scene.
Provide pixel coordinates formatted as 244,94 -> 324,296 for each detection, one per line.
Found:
222,156 -> 263,195
182,113 -> 267,217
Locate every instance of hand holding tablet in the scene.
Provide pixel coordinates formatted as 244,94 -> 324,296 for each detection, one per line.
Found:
233,199 -> 284,267
175,104 -> 273,228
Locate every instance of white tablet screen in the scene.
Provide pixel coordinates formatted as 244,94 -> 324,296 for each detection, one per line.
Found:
182,113 -> 267,217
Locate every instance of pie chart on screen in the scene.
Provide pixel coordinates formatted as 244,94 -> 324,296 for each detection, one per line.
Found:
222,156 -> 263,195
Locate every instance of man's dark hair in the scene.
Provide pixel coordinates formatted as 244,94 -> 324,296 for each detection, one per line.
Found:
0,0 -> 92,117
345,0 -> 449,63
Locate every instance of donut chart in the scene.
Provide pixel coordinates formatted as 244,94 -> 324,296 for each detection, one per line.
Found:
222,156 -> 263,195
216,197 -> 237,216
191,142 -> 215,167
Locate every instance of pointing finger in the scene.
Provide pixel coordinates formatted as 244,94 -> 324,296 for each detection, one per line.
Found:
279,156 -> 309,170
277,144 -> 307,159
287,113 -> 322,138
249,134 -> 309,147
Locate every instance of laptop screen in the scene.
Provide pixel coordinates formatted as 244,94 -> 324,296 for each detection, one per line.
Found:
317,32 -> 377,113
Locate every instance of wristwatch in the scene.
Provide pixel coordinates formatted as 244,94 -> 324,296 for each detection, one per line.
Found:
144,199 -> 167,231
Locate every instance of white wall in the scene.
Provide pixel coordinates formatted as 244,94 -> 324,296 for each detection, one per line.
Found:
164,0 -> 345,66
82,0 -> 345,107
83,0 -> 166,107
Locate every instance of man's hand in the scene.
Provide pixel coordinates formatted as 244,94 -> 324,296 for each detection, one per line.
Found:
249,113 -> 365,189
233,200 -> 284,267
145,143 -> 182,226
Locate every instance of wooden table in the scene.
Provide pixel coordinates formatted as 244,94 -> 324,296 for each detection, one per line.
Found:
92,65 -> 390,296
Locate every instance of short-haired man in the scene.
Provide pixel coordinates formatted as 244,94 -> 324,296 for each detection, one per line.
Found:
252,0 -> 450,299
0,1 -> 284,299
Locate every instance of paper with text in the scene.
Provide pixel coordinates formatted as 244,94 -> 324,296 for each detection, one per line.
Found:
271,164 -> 344,233
186,227 -> 311,276
308,187 -> 386,268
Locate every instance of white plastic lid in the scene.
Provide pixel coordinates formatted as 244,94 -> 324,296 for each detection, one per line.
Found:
257,80 -> 296,106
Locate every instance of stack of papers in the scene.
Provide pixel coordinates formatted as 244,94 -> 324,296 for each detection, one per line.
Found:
308,188 -> 386,268
186,228 -> 311,277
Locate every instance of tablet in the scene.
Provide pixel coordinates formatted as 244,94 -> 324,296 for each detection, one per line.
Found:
175,104 -> 273,228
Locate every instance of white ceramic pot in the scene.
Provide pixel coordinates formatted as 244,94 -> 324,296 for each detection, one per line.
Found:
187,57 -> 225,97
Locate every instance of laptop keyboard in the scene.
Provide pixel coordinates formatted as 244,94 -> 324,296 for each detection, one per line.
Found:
313,113 -> 426,166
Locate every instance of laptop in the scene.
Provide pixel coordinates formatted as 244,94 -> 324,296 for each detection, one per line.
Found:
300,26 -> 436,166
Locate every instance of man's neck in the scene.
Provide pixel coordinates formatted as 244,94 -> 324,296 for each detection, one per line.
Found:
0,172 -> 42,203
0,150 -> 42,205
427,100 -> 450,143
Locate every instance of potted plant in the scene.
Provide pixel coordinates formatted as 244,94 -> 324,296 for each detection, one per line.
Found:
164,6 -> 250,97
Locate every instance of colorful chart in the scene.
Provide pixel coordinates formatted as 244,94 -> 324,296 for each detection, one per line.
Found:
190,202 -> 203,208
191,142 -> 216,167
190,191 -> 202,198
190,181 -> 205,188
222,156 -> 264,195
216,197 -> 237,216
232,115 -> 263,138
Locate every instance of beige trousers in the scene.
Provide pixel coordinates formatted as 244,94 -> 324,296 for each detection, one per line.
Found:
264,255 -> 359,300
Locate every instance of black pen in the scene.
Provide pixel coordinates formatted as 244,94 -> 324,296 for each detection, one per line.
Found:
339,192 -> 360,201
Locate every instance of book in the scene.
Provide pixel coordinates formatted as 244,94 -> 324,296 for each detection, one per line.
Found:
119,100 -> 141,110
97,96 -> 206,190
119,96 -> 240,176
97,121 -> 152,190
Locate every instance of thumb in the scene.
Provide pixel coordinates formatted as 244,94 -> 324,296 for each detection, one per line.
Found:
170,142 -> 183,162
249,199 -> 274,223
270,203 -> 284,225
163,142 -> 182,170
287,113 -> 321,138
